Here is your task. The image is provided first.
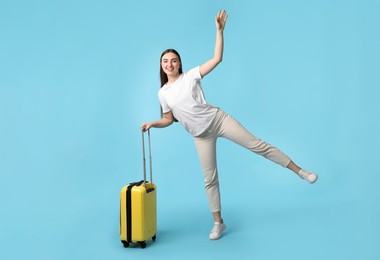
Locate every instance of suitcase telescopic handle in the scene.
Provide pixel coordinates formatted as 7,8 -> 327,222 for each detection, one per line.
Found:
141,129 -> 153,188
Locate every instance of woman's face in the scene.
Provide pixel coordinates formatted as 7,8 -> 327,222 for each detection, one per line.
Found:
161,52 -> 181,77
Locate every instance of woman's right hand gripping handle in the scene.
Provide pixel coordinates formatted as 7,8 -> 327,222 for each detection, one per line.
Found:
141,122 -> 153,132
141,111 -> 175,132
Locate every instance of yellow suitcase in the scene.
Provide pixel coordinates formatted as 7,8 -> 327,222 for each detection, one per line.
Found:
120,130 -> 157,248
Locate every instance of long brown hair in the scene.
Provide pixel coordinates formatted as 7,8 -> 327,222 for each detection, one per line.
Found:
159,49 -> 182,121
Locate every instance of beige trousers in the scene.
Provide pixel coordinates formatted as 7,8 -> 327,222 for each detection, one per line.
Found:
193,109 -> 292,212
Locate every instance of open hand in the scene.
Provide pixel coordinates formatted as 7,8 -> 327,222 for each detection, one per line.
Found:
215,10 -> 228,31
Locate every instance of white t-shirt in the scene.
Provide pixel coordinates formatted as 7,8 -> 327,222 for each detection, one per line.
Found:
158,66 -> 218,136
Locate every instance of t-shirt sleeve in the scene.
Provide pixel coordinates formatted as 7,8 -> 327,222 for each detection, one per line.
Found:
158,91 -> 171,113
188,66 -> 202,81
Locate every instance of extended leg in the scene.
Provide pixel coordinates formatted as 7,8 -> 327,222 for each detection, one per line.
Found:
218,113 -> 291,167
217,112 -> 318,183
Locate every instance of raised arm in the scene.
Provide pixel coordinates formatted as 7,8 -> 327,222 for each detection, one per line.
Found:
199,10 -> 228,78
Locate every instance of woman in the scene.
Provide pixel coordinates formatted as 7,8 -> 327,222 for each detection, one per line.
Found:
141,10 -> 318,240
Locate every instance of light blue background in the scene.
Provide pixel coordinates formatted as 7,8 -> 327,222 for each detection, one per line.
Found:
1,0 -> 379,259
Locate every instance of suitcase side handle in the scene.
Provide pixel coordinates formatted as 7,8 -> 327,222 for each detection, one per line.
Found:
146,187 -> 155,193
142,129 -> 153,189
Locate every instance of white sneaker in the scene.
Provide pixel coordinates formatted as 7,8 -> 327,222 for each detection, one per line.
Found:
209,222 -> 226,240
298,169 -> 318,184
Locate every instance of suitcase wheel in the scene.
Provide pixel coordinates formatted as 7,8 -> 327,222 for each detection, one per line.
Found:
152,234 -> 156,241
139,241 -> 146,249
122,241 -> 129,248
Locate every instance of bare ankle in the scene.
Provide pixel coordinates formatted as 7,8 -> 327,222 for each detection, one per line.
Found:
212,211 -> 223,223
